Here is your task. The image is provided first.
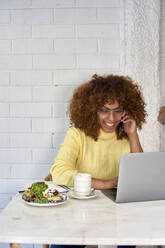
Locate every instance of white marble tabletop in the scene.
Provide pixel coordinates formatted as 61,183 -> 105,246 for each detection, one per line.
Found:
1,190 -> 165,246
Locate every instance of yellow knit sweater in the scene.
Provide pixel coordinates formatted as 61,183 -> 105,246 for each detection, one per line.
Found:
50,127 -> 130,186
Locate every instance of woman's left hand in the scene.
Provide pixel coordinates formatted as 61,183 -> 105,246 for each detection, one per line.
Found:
121,112 -> 143,152
121,112 -> 137,135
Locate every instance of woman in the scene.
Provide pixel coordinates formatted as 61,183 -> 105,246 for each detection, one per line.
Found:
50,74 -> 146,248
50,74 -> 146,191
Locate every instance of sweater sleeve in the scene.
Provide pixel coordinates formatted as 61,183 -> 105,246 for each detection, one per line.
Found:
50,127 -> 80,186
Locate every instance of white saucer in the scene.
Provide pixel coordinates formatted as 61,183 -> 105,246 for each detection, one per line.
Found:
69,190 -> 97,199
22,194 -> 67,207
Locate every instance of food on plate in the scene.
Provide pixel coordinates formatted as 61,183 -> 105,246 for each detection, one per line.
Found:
22,182 -> 63,203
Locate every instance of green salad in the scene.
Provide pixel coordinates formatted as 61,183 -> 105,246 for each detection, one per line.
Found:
22,182 -> 63,203
23,182 -> 49,203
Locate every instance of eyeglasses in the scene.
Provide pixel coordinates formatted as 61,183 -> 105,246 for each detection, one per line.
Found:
98,108 -> 124,116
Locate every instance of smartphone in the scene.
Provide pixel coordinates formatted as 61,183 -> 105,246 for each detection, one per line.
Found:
119,121 -> 124,131
118,109 -> 125,132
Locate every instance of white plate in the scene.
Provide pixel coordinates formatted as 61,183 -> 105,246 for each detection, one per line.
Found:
69,190 -> 97,199
22,194 -> 67,207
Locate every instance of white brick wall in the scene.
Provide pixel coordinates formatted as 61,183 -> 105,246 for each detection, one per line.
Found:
11,71 -> 52,85
0,104 -> 10,117
77,24 -> 120,38
12,39 -> 54,54
0,25 -> 31,39
55,39 -> 98,54
160,0 -> 165,151
160,0 -> 165,98
32,25 -> 75,38
0,40 -> 11,53
0,87 -> 31,102
0,118 -> 31,132
0,72 -> 10,85
54,8 -> 97,23
0,0 -> 124,219
12,9 -> 53,24
11,103 -> 52,117
0,10 -> 10,24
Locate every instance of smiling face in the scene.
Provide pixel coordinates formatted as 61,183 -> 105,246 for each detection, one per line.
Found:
97,101 -> 124,133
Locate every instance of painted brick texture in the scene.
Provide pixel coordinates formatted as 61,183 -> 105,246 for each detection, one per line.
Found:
0,0 -> 124,215
160,0 -> 165,151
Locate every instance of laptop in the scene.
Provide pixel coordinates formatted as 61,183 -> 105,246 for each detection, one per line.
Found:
102,152 -> 165,203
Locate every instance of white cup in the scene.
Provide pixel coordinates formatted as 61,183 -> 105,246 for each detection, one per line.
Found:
74,173 -> 92,196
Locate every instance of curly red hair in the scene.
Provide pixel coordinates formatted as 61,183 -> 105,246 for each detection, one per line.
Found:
68,74 -> 147,140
